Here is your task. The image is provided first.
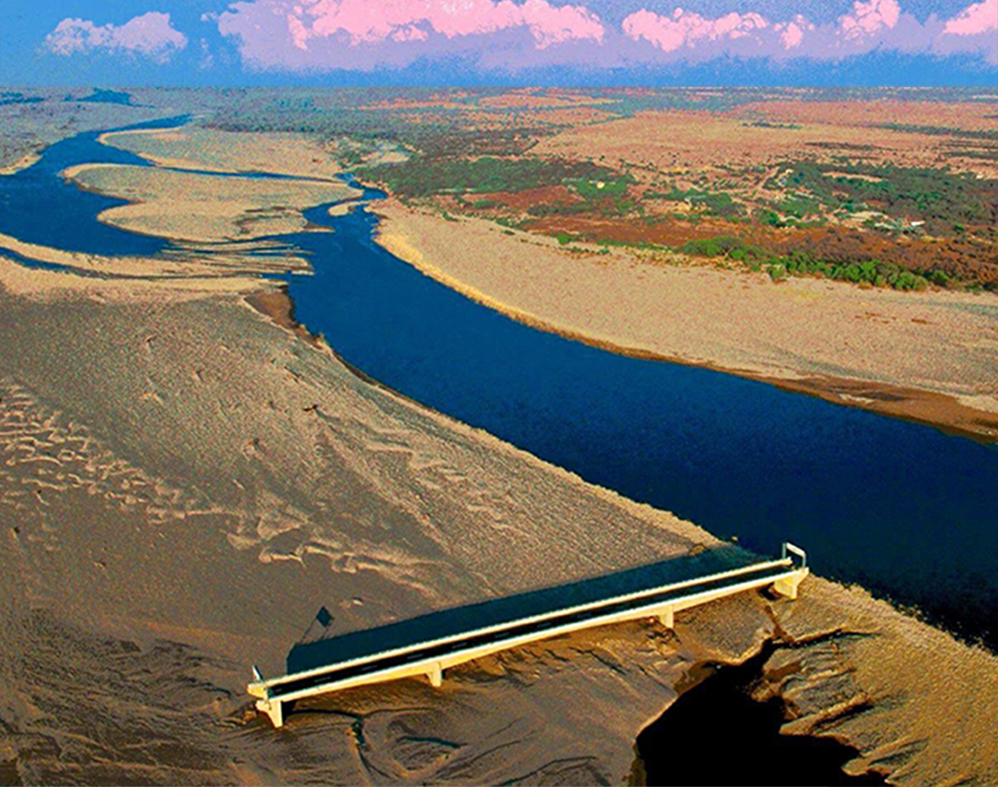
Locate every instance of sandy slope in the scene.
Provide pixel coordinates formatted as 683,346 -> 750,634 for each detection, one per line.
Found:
1,254 -> 996,785
0,256 -> 713,784
374,202 -> 998,440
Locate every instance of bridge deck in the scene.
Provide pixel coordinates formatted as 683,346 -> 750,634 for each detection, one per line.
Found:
250,544 -> 808,727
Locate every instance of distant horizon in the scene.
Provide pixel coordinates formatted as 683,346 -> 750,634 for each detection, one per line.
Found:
5,81 -> 998,90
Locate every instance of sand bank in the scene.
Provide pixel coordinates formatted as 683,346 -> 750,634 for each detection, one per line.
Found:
65,162 -> 360,245
100,126 -> 346,180
0,228 -> 314,280
374,202 -> 998,441
0,150 -> 41,176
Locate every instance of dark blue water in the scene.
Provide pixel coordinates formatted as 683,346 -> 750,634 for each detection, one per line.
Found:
2,126 -> 997,650
0,116 -> 188,256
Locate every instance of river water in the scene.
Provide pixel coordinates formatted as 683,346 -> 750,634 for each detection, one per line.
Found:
2,121 -> 997,650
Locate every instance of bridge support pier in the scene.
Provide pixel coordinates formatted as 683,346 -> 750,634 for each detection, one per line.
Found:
257,698 -> 284,729
428,663 -> 443,688
657,607 -> 674,629
772,570 -> 808,600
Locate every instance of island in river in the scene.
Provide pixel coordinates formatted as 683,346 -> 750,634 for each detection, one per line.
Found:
0,87 -> 996,786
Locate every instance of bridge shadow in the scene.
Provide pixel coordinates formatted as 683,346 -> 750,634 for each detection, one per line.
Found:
287,544 -> 755,674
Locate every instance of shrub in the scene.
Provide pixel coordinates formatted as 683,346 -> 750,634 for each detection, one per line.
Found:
677,235 -> 948,292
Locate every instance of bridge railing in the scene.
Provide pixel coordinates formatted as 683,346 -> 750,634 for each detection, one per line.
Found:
782,541 -> 807,569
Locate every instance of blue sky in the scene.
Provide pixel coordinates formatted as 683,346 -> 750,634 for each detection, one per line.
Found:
1,0 -> 996,86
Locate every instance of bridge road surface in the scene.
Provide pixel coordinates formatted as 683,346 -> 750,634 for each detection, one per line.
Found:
250,543 -> 809,727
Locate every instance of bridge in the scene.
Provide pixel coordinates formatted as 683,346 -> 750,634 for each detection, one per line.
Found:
249,543 -> 808,728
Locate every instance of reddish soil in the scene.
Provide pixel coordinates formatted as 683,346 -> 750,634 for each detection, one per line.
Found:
527,214 -> 998,284
528,215 -> 737,246
470,185 -> 581,212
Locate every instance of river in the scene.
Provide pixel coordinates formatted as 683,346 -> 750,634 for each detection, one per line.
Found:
2,119 -> 997,651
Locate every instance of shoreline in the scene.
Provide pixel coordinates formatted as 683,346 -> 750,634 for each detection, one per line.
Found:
372,204 -> 998,444
242,284 -> 998,787
244,277 -> 998,661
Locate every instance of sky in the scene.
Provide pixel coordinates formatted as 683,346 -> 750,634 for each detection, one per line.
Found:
1,0 -> 996,86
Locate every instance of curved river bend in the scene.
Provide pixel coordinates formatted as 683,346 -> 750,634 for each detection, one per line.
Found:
2,121 -> 997,650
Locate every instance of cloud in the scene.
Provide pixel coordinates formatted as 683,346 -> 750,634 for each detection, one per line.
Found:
212,0 -> 997,71
620,0 -> 997,62
43,11 -> 187,62
621,9 -> 769,54
838,0 -> 901,39
199,38 -> 215,69
217,0 -> 603,70
776,17 -> 812,50
943,0 -> 997,35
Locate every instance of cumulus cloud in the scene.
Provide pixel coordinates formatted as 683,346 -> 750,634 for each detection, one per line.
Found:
217,0 -> 603,70
621,9 -> 769,54
620,0 -> 996,62
775,16 -> 813,50
838,0 -> 901,39
209,0 -> 997,70
943,0 -> 997,35
43,11 -> 187,62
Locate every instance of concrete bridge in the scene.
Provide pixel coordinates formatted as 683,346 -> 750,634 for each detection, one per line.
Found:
249,543 -> 809,728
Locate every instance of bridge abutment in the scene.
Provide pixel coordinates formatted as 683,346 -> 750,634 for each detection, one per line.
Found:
772,569 -> 809,600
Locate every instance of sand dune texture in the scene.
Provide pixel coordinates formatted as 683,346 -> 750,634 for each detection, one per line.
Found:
2,255 -> 996,785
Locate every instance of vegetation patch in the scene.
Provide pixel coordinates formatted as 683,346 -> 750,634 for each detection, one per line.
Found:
678,235 -> 967,291
771,161 -> 998,235
357,155 -> 618,199
875,123 -> 998,141
645,186 -> 746,218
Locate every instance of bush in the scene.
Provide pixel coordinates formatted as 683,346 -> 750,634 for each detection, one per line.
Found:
678,235 -> 946,292
358,155 -> 618,198
648,186 -> 746,218
931,269 -> 950,287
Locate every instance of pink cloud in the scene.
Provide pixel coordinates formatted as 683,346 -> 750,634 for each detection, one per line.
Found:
619,0 -> 997,62
220,0 -> 603,65
943,0 -> 997,34
838,0 -> 901,38
622,9 -> 770,53
214,0 -> 998,70
775,16 -> 813,50
43,11 -> 187,62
